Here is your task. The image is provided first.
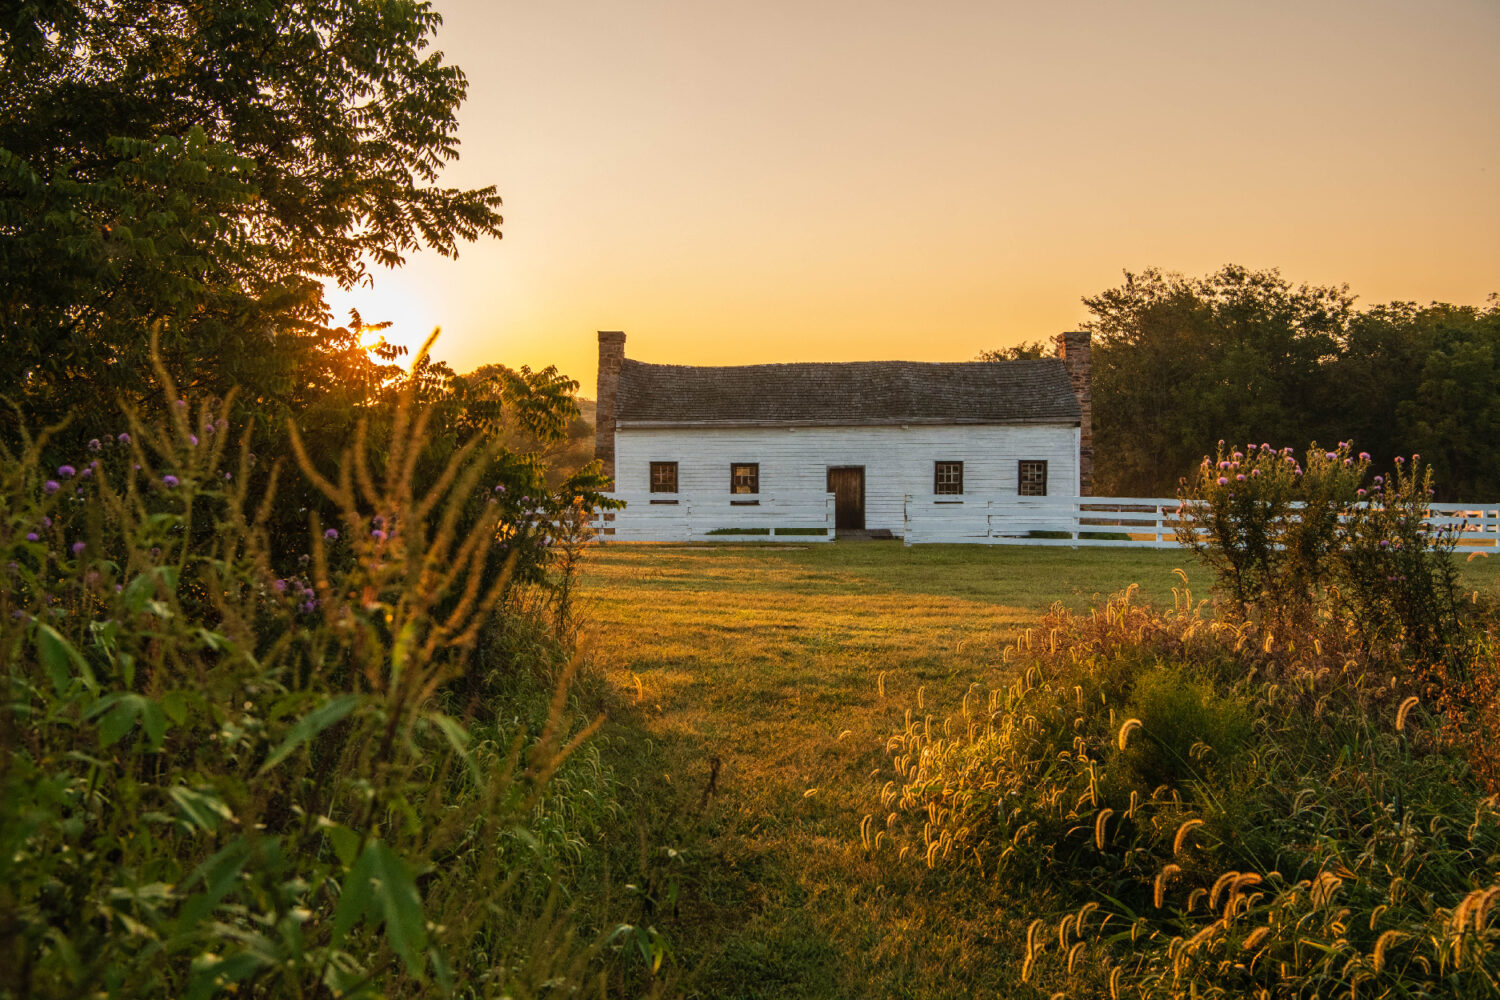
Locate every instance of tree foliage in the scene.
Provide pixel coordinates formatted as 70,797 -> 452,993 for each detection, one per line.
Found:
1073,267 -> 1500,498
0,0 -> 503,428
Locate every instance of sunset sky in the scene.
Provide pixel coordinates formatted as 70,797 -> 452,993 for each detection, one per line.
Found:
326,0 -> 1500,397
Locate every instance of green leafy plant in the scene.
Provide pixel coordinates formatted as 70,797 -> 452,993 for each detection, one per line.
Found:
0,351 -> 637,998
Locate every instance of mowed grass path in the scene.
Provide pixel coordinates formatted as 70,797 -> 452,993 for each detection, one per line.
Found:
578,543 -> 1500,998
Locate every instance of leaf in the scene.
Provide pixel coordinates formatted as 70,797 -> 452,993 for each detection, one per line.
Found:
176,837 -> 251,933
334,840 -> 428,977
170,786 -> 234,832
257,694 -> 360,775
98,696 -> 143,748
36,624 -> 94,693
122,565 -> 179,614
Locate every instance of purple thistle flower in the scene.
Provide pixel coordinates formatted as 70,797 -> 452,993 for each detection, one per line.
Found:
1325,452 -> 1337,461
1250,469 -> 1261,477
1217,477 -> 1229,486
1359,452 -> 1370,461
162,475 -> 179,488
224,472 -> 232,481
1218,461 -> 1230,470
372,529 -> 388,542
1233,452 -> 1243,461
26,532 -> 38,542
1412,453 -> 1420,461
118,432 -> 131,444
44,480 -> 59,494
189,434 -> 198,446
174,399 -> 187,408
88,438 -> 101,451
324,528 -> 339,540
1394,456 -> 1404,465
58,465 -> 75,478
1357,489 -> 1366,497
1235,474 -> 1245,481
1374,475 -> 1383,484
273,579 -> 287,593
71,542 -> 85,556
493,484 -> 506,493
80,467 -> 92,478
301,600 -> 317,613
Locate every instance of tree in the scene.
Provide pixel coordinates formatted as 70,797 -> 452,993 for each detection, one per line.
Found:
976,340 -> 1051,361
1083,266 -> 1352,495
0,0 -> 502,429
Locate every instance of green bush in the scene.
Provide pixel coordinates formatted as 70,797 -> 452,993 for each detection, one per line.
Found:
0,374 -> 639,998
867,589 -> 1500,998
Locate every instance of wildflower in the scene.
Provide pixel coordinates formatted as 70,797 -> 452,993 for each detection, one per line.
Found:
118,432 -> 131,444
1325,452 -> 1337,460
1260,442 -> 1270,450
174,399 -> 187,408
1217,477 -> 1229,486
494,484 -> 506,493
44,480 -> 59,494
372,529 -> 388,542
26,532 -> 38,542
1374,476 -> 1383,484
1412,453 -> 1419,460
80,467 -> 92,478
1233,452 -> 1243,461
71,542 -> 85,556
1394,456 -> 1404,465
162,474 -> 179,487
372,515 -> 385,528
1236,474 -> 1245,481
88,438 -> 101,451
1357,489 -> 1366,497
301,600 -> 317,613
324,528 -> 339,540
189,434 -> 199,446
1251,469 -> 1261,477
224,472 -> 232,481
1344,458 -> 1352,466
1359,452 -> 1370,461
273,579 -> 287,593
1380,540 -> 1390,548
1218,461 -> 1230,470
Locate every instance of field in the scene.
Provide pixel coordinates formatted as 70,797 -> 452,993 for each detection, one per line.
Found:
579,542 -> 1500,997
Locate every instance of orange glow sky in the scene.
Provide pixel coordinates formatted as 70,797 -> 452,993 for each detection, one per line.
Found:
325,0 -> 1500,397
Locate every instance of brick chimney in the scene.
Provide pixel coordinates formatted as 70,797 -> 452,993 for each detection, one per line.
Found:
595,331 -> 626,482
1055,330 -> 1093,495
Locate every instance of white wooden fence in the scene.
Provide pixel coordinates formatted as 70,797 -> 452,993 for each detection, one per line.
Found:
901,496 -> 1500,548
591,493 -> 835,542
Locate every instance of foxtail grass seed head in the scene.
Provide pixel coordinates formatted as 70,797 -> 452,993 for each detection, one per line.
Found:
1173,818 -> 1204,856
1117,717 -> 1142,750
1395,695 -> 1420,732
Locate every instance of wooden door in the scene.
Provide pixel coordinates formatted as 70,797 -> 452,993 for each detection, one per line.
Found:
826,467 -> 865,531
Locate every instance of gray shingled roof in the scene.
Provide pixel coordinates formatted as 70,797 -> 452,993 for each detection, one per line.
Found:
615,358 -> 1081,426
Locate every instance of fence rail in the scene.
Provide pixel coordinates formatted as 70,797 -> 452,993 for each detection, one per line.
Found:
589,492 -> 1500,547
901,496 -> 1500,547
591,493 -> 835,542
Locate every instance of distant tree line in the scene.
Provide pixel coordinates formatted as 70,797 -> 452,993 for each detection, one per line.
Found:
988,266 -> 1500,500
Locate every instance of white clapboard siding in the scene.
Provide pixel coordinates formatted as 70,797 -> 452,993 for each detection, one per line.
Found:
612,422 -> 1081,536
592,493 -> 835,542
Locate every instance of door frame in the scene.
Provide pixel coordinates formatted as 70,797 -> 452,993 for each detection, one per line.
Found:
825,465 -> 866,533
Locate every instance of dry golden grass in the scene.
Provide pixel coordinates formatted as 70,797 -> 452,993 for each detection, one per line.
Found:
577,542 -> 1500,998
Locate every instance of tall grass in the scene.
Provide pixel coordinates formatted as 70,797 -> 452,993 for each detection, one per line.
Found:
0,349 -> 643,998
869,581 -> 1500,996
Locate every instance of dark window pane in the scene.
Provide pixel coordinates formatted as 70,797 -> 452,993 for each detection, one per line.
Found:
1018,460 -> 1048,496
934,461 -> 963,495
731,463 -> 759,494
650,461 -> 678,493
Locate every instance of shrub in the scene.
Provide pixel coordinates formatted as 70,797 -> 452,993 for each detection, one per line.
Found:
866,588 -> 1500,998
0,368 -> 635,997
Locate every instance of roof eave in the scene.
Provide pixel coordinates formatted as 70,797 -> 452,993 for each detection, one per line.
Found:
615,416 -> 1081,429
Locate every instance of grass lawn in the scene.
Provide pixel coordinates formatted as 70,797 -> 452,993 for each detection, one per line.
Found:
578,542 -> 1500,998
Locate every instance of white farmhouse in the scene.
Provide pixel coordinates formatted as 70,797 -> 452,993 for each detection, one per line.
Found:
593,330 -> 1094,540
